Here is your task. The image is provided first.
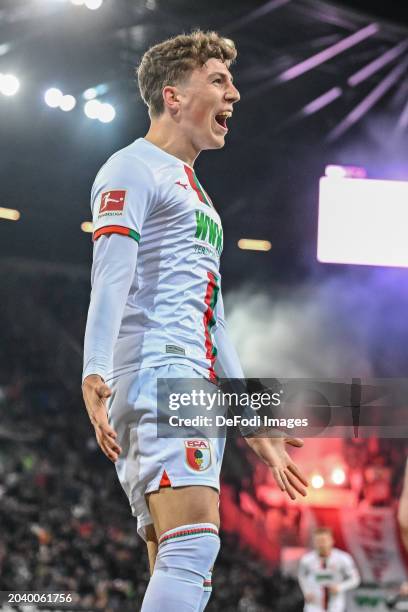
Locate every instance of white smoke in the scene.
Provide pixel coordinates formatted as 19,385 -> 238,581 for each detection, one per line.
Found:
225,268 -> 408,380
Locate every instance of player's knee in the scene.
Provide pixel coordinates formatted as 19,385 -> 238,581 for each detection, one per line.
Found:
155,523 -> 220,581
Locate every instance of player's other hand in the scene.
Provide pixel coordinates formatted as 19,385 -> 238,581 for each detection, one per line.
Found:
328,585 -> 340,595
82,374 -> 122,463
244,436 -> 308,500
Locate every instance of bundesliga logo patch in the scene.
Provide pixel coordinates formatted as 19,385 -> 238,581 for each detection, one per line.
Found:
99,190 -> 126,217
184,439 -> 211,472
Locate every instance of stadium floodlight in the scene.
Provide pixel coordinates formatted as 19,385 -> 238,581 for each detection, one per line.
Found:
85,0 -> 103,9
44,87 -> 63,108
311,474 -> 325,489
83,87 -> 97,100
70,0 -> 85,5
84,99 -> 101,119
98,102 -> 116,123
81,221 -> 93,233
0,73 -> 20,96
237,239 -> 272,251
331,468 -> 346,486
318,176 -> 408,267
0,207 -> 20,221
59,94 -> 76,111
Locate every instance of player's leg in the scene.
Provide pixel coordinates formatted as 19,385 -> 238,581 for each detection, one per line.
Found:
149,486 -> 217,611
140,484 -> 220,611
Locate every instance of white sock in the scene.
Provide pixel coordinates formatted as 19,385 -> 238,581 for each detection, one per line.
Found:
141,523 -> 220,612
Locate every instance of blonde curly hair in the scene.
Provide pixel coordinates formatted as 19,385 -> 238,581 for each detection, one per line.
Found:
137,30 -> 237,117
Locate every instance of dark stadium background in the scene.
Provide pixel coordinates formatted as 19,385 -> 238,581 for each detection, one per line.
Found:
1,0 -> 408,610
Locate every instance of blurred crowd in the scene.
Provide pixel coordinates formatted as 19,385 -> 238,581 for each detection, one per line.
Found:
343,438 -> 407,506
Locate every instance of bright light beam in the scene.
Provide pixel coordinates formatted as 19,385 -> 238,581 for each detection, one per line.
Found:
81,221 -> 93,233
302,87 -> 343,116
44,87 -> 63,108
311,474 -> 325,489
98,103 -> 115,123
83,87 -> 97,100
331,468 -> 346,485
328,55 -> 408,141
85,0 -> 103,9
348,39 -> 408,87
0,73 -> 20,96
84,99 -> 101,119
0,207 -> 20,221
238,239 -> 272,251
59,94 -> 76,111
278,23 -> 379,83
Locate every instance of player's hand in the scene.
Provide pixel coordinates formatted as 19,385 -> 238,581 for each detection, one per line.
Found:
82,374 -> 122,463
244,436 -> 308,499
328,585 -> 339,595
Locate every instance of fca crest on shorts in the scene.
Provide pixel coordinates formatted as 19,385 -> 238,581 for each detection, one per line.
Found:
184,439 -> 211,471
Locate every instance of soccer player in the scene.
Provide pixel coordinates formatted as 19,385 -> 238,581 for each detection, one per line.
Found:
82,30 -> 308,610
298,527 -> 360,612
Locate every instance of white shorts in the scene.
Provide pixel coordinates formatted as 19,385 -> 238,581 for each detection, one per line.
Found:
107,363 -> 226,542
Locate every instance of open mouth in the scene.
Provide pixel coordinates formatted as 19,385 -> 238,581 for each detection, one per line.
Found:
214,112 -> 231,131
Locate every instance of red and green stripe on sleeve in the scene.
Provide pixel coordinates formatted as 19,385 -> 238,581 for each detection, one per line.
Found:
93,225 -> 140,243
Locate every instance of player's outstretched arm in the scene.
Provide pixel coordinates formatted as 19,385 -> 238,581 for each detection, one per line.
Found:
82,232 -> 138,462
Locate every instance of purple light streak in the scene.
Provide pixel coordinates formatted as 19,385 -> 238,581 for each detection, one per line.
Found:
278,23 -> 380,83
398,98 -> 408,130
348,40 -> 408,87
302,87 -> 343,116
328,55 -> 408,141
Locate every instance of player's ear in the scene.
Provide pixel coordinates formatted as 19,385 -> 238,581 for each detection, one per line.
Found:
162,86 -> 181,114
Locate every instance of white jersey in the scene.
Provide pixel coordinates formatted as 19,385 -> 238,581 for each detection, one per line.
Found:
298,548 -> 360,612
89,138 -> 224,383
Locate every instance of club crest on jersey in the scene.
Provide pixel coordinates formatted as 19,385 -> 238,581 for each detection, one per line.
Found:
184,439 -> 211,472
98,190 -> 126,217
